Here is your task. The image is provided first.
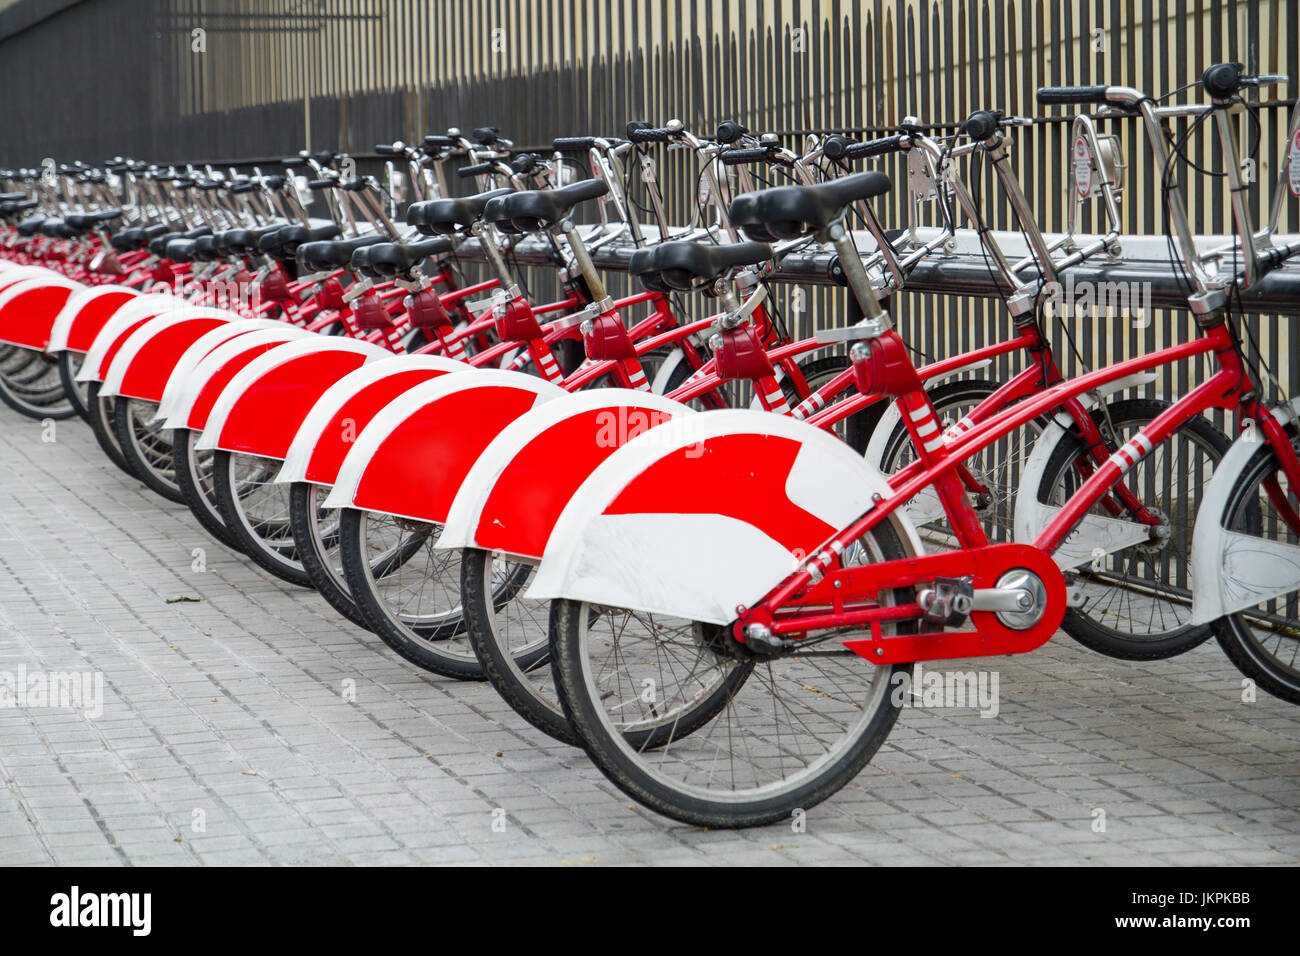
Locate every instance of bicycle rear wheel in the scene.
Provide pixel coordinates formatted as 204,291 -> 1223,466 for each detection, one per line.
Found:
338,508 -> 482,677
113,396 -> 183,502
172,427 -> 244,551
0,348 -> 75,419
85,382 -> 134,476
289,481 -> 371,629
549,520 -> 914,828
57,351 -> 90,421
212,450 -> 312,586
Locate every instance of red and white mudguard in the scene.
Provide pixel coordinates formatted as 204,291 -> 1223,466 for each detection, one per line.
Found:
195,337 -> 390,459
99,309 -> 239,402
76,296 -> 196,384
0,274 -> 86,350
277,354 -> 470,487
436,389 -> 690,560
528,410 -> 922,625
157,323 -> 310,430
46,285 -> 140,355
322,370 -> 566,525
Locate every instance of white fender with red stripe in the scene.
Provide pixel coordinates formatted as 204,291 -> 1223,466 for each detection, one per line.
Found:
76,294 -> 186,383
157,323 -> 311,429
1011,372 -> 1162,569
0,265 -> 61,292
277,354 -> 471,487
99,308 -> 240,402
527,410 -> 922,625
322,370 -> 566,524
195,338 -> 389,459
436,389 -> 691,560
0,274 -> 85,350
1189,397 -> 1300,624
46,285 -> 141,354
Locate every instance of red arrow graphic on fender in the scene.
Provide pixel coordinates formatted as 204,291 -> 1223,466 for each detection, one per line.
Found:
604,433 -> 837,556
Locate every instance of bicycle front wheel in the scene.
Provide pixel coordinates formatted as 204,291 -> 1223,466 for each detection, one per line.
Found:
1212,435 -> 1300,704
1036,399 -> 1228,660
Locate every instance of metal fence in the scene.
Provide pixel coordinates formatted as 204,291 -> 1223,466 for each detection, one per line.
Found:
2,0 -> 1297,398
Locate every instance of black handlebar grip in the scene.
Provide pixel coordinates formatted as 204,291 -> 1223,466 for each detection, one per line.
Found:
281,156 -> 307,166
307,178 -> 337,190
423,134 -> 455,147
628,126 -> 673,144
375,144 -> 401,156
1036,85 -> 1110,106
552,136 -> 598,150
715,120 -> 748,145
456,162 -> 496,179
844,134 -> 908,159
718,147 -> 775,166
961,111 -> 1003,141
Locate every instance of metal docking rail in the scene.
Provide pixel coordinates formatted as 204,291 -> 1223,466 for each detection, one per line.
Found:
454,226 -> 1300,316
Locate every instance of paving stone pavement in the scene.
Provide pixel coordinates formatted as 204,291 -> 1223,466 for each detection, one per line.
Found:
1,404 -> 1299,866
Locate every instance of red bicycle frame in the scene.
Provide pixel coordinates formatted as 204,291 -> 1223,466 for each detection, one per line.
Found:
733,314 -> 1300,664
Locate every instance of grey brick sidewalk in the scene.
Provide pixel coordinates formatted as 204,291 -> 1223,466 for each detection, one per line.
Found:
2,405 -> 1299,866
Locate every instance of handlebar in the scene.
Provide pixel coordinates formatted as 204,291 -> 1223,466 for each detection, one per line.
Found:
456,161 -> 496,178
1202,62 -> 1289,99
1036,85 -> 1111,106
553,136 -> 603,150
848,134 -> 910,159
1036,62 -> 1288,113
718,146 -> 775,166
627,124 -> 674,144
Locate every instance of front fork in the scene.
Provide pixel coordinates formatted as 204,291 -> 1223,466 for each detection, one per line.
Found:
1241,395 -> 1300,536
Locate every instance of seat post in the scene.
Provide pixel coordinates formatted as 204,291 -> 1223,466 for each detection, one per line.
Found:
826,221 -> 891,336
469,220 -> 521,294
557,219 -> 611,306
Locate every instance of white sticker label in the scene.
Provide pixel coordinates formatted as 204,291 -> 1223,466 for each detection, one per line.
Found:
1289,128 -> 1300,198
1073,134 -> 1093,199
